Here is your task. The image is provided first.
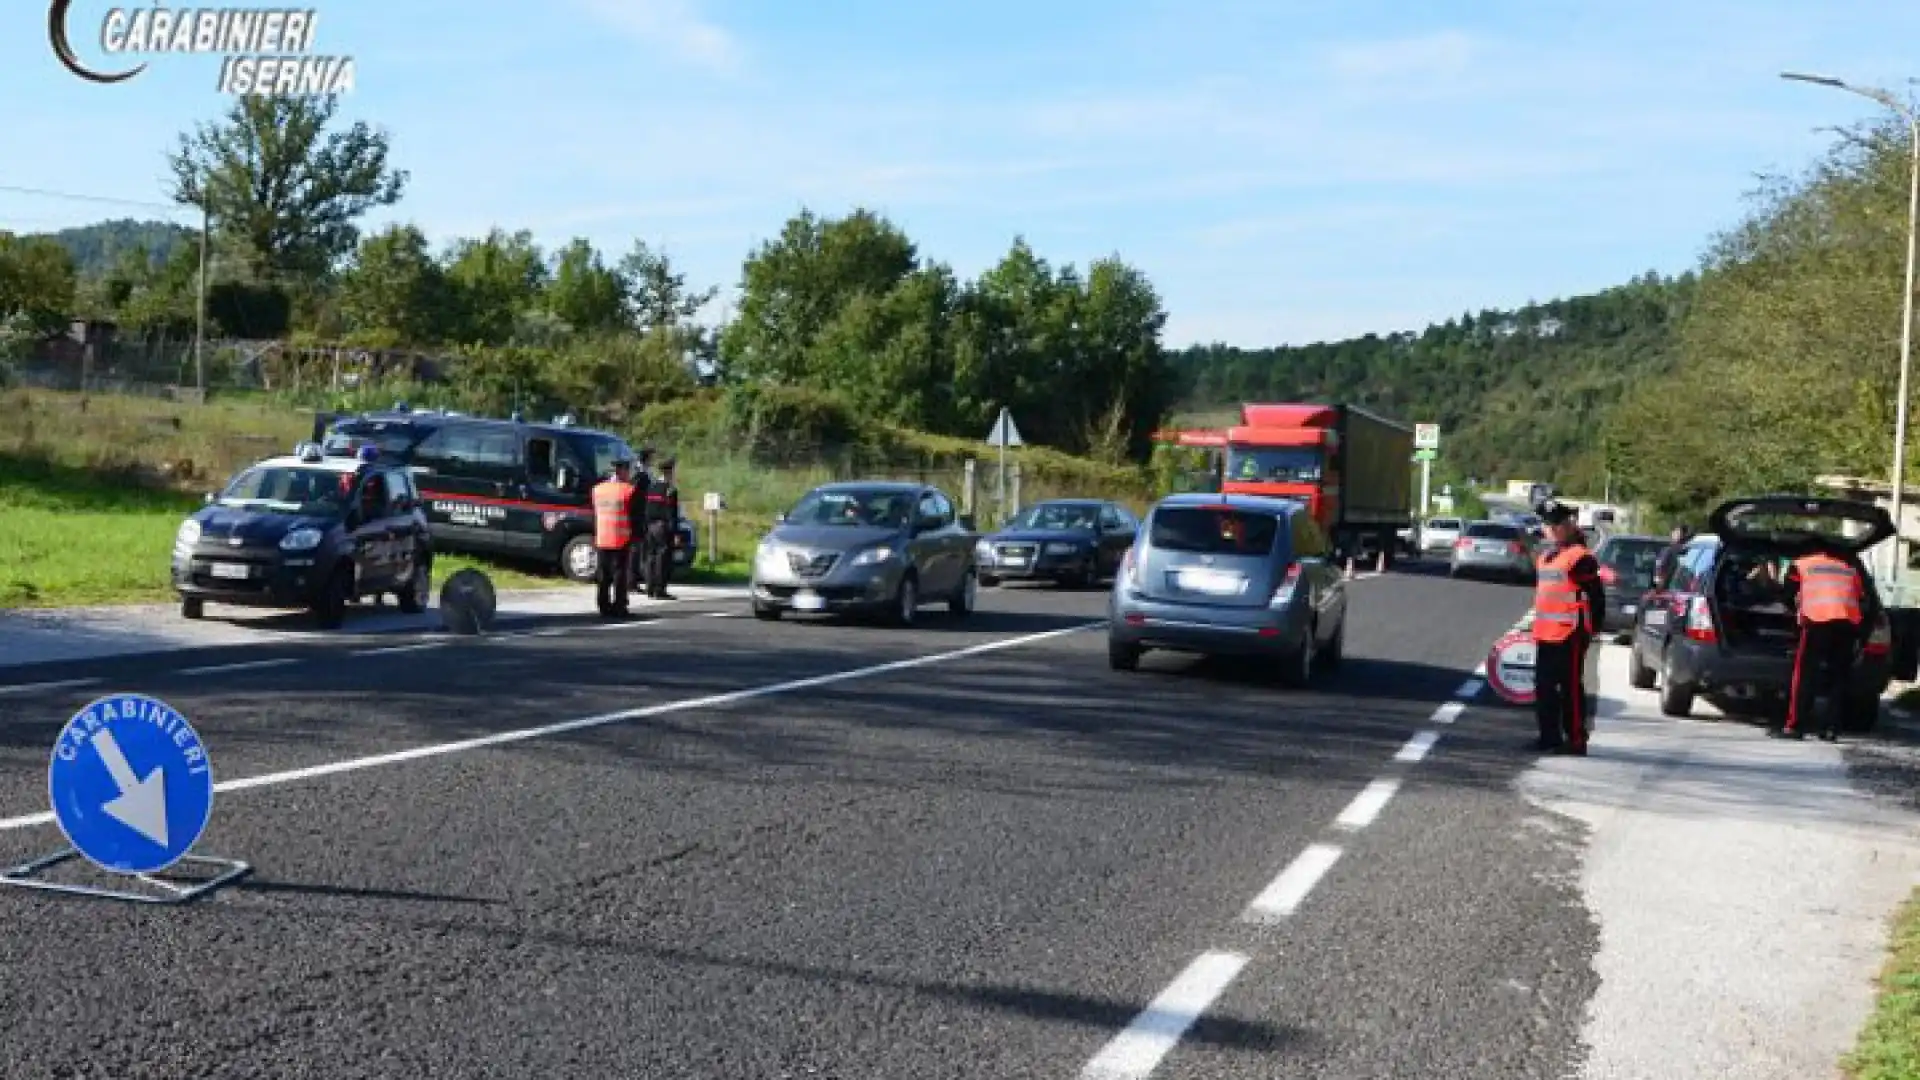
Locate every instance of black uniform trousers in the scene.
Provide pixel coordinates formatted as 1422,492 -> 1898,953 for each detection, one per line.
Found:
1534,633 -> 1598,751
644,522 -> 674,598
1785,619 -> 1857,735
596,545 -> 631,615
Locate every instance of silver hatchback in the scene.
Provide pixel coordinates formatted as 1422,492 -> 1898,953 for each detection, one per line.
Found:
1447,520 -> 1535,584
1108,493 -> 1349,686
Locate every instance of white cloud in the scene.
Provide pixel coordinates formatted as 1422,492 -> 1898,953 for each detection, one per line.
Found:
574,0 -> 743,75
1321,31 -> 1482,87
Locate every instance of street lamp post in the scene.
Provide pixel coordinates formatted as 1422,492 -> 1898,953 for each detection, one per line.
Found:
1782,72 -> 1920,590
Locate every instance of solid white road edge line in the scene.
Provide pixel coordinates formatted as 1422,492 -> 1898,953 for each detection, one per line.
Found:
1080,950 -> 1251,1080
1393,729 -> 1441,764
0,677 -> 102,697
1243,842 -> 1343,923
1453,678 -> 1484,699
176,658 -> 300,676
0,621 -> 1103,833
349,643 -> 445,657
1430,701 -> 1467,725
1334,778 -> 1401,831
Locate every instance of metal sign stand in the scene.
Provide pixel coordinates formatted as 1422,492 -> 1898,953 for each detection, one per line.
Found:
0,692 -> 248,906
0,850 -> 250,906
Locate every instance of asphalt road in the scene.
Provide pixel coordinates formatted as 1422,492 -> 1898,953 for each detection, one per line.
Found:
0,565 -> 1580,1080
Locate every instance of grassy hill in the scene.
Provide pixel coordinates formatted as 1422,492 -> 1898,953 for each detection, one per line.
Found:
1170,271 -> 1696,492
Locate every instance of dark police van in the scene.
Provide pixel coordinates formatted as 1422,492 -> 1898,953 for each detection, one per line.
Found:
314,407 -> 695,583
173,443 -> 432,628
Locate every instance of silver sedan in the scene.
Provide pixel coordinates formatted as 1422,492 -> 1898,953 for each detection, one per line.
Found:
1448,521 -> 1535,584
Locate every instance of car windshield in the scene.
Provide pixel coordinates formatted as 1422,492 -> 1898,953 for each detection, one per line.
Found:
1149,507 -> 1280,555
786,488 -> 916,527
1598,539 -> 1666,585
1464,522 -> 1522,540
217,465 -> 353,515
1008,503 -> 1099,531
324,420 -> 419,457
577,433 -> 636,481
1225,447 -> 1323,483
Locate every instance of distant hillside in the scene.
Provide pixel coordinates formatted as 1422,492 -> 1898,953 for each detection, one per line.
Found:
32,218 -> 197,277
1170,271 -> 1697,491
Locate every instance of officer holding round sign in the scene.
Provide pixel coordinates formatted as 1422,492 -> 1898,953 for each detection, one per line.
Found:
1531,499 -> 1606,755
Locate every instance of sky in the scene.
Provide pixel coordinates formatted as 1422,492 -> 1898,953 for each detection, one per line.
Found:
2,0 -> 1919,348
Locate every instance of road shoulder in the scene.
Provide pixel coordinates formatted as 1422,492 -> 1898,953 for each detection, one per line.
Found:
1518,640 -> 1920,1080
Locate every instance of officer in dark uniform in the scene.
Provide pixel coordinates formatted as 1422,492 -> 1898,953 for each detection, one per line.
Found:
628,445 -> 656,590
1530,500 -> 1606,755
644,457 -> 681,599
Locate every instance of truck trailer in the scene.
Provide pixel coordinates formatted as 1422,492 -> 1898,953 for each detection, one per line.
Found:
1154,402 -> 1416,567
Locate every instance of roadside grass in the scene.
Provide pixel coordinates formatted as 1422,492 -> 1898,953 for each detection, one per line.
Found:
1,387 -> 1144,607
1843,888 -> 1920,1080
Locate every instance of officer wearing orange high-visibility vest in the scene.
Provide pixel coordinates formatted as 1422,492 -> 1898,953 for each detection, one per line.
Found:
591,457 -> 639,617
1530,500 -> 1606,755
1776,549 -> 1864,741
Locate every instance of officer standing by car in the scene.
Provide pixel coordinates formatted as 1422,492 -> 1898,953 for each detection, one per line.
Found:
1531,500 -> 1606,755
1775,546 -> 1866,741
644,457 -> 681,600
628,445 -> 656,590
592,457 -> 639,616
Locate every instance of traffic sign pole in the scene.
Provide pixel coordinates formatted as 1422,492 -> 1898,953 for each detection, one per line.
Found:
0,693 -> 250,905
1419,456 -> 1432,519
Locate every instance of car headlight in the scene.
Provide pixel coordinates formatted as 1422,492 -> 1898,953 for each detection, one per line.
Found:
850,545 -> 896,567
974,540 -> 993,561
1044,542 -> 1079,555
176,519 -> 201,546
280,528 -> 323,551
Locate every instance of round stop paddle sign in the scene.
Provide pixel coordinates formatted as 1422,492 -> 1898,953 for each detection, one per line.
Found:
1485,630 -> 1537,705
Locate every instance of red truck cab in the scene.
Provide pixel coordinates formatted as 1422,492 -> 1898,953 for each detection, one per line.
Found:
1221,404 -> 1341,530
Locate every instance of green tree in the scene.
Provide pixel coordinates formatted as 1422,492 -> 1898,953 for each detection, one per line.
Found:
334,224 -> 447,346
167,94 -> 407,282
546,238 -> 628,336
0,233 -> 79,334
442,229 -> 547,346
618,240 -> 716,333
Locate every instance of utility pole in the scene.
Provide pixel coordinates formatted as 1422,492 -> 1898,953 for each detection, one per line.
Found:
1782,71 -> 1920,591
193,193 -> 210,394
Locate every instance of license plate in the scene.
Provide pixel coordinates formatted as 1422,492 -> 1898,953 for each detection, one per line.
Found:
1173,568 -> 1245,595
1476,542 -> 1504,553
999,553 -> 1030,566
792,591 -> 826,611
208,563 -> 250,580
1644,609 -> 1667,627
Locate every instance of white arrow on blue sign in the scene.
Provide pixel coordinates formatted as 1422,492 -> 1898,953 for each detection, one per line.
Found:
47,693 -> 214,875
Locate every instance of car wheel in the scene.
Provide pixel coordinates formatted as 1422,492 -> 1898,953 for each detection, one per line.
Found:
313,567 -> 352,630
560,535 -> 597,584
1108,639 -> 1141,671
1278,624 -> 1316,688
1627,643 -> 1656,689
180,597 -> 203,620
753,602 -> 781,621
1658,645 -> 1694,717
949,567 -> 976,616
891,573 -> 918,627
397,554 -> 432,615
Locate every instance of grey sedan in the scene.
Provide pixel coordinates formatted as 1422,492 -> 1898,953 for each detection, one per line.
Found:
1448,520 -> 1535,584
750,481 -> 978,624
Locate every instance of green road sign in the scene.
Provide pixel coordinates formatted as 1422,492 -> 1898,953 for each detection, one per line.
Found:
1412,448 -> 1438,462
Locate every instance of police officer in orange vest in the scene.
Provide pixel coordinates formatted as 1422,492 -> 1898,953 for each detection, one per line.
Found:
1775,548 -> 1864,741
592,458 -> 639,617
1531,500 -> 1607,755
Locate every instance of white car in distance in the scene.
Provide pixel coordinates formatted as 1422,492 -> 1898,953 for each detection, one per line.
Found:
1420,516 -> 1464,555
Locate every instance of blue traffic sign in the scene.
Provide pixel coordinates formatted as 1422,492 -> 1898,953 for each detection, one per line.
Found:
47,693 -> 214,875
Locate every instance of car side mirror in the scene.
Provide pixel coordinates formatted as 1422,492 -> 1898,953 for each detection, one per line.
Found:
555,466 -> 576,491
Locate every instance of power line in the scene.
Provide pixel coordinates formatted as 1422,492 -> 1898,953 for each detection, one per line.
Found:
0,183 -> 185,214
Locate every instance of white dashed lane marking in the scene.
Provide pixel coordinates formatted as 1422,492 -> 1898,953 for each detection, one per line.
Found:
1430,701 -> 1466,725
349,642 -> 445,657
1243,842 -> 1344,924
1333,778 -> 1401,830
1393,729 -> 1442,764
176,658 -> 300,677
1080,951 -> 1251,1080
